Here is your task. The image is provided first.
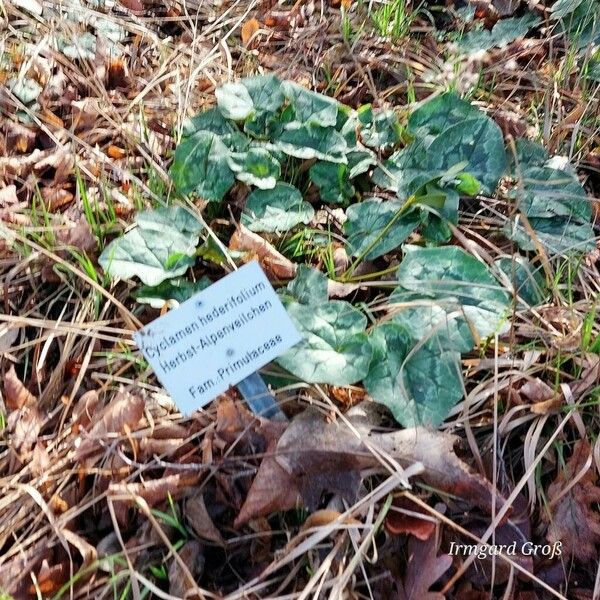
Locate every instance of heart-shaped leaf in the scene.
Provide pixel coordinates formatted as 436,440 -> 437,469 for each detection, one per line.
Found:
227,147 -> 281,189
282,81 -> 339,127
215,82 -> 254,121
344,199 -> 422,260
241,183 -> 314,232
364,322 -> 463,427
277,301 -> 373,385
170,131 -> 234,200
309,161 -> 355,204
99,207 -> 202,286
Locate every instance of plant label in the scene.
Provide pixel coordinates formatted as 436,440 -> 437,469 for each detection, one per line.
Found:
134,261 -> 301,414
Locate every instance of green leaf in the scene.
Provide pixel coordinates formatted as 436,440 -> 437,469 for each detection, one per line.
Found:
227,147 -> 281,189
458,13 -> 540,53
373,141 -> 436,196
282,81 -> 339,127
506,160 -> 595,254
455,172 -> 481,196
181,108 -> 249,150
512,138 -> 548,169
284,265 -> 329,305
344,199 -> 421,260
426,117 -> 506,195
397,246 -> 510,344
551,0 -> 587,19
241,183 -> 314,232
242,74 -> 285,113
347,149 -> 377,178
364,322 -> 463,427
134,277 -> 212,308
170,131 -> 235,200
494,257 -> 547,306
408,92 -> 482,139
277,301 -> 372,385
388,291 -> 475,353
274,123 -> 348,162
516,166 -> 592,221
99,207 -> 202,286
357,106 -> 403,149
505,217 -> 596,254
309,162 -> 355,204
215,82 -> 254,121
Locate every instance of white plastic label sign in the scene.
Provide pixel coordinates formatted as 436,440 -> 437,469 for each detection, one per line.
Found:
134,261 -> 301,414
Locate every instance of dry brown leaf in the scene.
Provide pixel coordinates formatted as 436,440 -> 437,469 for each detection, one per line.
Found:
385,497 -> 436,540
520,378 -> 555,403
72,390 -> 100,430
8,405 -> 43,456
27,561 -> 69,596
34,146 -> 74,184
75,390 -> 144,460
107,145 -> 126,159
186,492 -> 225,545
57,216 -> 97,253
229,224 -> 297,280
4,364 -> 36,410
109,473 -> 200,507
241,18 -> 261,47
3,120 -> 36,154
62,528 -> 97,567
545,439 -> 600,561
395,536 -> 452,600
40,187 -> 74,211
168,540 -> 205,599
235,405 -> 508,526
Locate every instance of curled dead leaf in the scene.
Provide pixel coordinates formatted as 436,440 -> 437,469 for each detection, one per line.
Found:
235,405 -> 509,526
75,390 -> 144,460
241,18 -> 261,48
545,439 -> 600,561
4,364 -> 36,410
229,224 -> 297,280
395,536 -> 452,600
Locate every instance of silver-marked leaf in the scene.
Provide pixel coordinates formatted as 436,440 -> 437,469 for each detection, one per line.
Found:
242,74 -> 285,113
309,162 -> 355,204
282,81 -> 339,127
426,117 -> 506,195
215,82 -> 254,121
365,322 -> 463,427
227,147 -> 281,189
408,92 -> 482,140
505,217 -> 595,254
8,77 -> 43,104
397,246 -> 511,342
182,108 -> 248,151
506,157 -> 595,254
458,13 -> 540,53
373,141 -> 437,196
134,277 -> 211,308
357,105 -> 402,149
284,265 -> 329,305
99,207 -> 202,286
241,183 -> 314,232
170,131 -> 234,200
277,301 -> 372,385
494,257 -> 548,306
344,199 -> 421,260
274,123 -> 348,162
389,292 -> 475,353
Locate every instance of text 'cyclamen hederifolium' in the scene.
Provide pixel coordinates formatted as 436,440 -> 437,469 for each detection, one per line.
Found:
134,261 -> 302,414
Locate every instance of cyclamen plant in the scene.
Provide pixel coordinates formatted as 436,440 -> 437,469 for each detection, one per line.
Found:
99,74 -> 593,427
